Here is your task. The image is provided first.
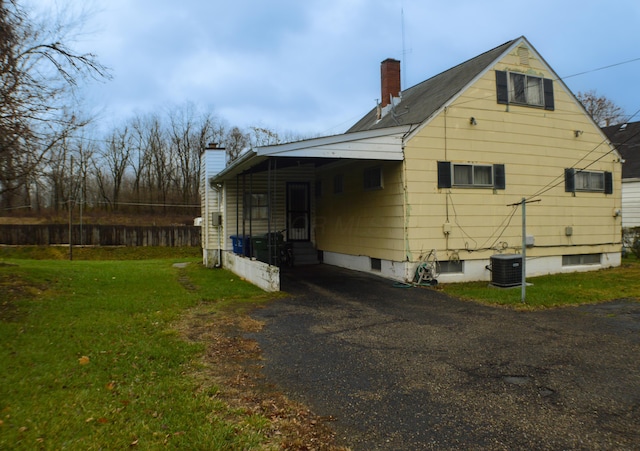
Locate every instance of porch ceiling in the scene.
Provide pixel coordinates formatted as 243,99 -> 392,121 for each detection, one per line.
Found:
211,125 -> 413,182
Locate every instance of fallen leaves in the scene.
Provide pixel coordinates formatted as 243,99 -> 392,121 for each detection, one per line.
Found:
78,355 -> 90,365
173,306 -> 348,450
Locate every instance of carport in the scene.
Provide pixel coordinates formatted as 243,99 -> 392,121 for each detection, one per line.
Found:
201,126 -> 411,290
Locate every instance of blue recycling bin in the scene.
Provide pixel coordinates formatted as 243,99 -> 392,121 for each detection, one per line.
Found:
230,235 -> 250,256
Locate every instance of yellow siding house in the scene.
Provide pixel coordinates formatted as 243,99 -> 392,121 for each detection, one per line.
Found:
202,36 -> 622,290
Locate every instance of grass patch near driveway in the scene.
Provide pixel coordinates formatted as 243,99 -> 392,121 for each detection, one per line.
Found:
0,251 -> 342,450
0,245 -> 201,261
441,256 -> 640,309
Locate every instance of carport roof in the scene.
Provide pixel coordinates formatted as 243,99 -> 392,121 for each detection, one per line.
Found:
211,125 -> 414,182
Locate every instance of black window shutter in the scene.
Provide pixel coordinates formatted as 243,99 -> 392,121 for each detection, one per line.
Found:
437,161 -> 452,188
565,168 -> 575,192
496,71 -> 509,105
493,164 -> 506,189
543,79 -> 554,110
604,171 -> 613,194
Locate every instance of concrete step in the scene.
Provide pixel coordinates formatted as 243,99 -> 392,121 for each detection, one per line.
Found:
292,241 -> 319,266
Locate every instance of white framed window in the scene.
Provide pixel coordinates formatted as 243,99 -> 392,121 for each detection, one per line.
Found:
576,171 -> 604,191
438,260 -> 463,274
244,193 -> 268,220
363,166 -> 383,190
496,70 -> 554,110
438,161 -> 505,190
453,164 -> 494,187
565,169 -> 612,194
562,254 -> 601,266
509,73 -> 543,106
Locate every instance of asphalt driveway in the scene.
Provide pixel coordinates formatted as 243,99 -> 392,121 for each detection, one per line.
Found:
250,264 -> 640,450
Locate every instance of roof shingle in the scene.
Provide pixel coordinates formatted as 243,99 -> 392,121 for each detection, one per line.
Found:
602,121 -> 640,179
347,38 -> 518,133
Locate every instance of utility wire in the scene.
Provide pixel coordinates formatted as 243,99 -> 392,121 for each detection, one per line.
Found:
561,57 -> 640,80
526,109 -> 640,201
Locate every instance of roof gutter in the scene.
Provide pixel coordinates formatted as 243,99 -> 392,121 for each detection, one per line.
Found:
209,149 -> 260,183
210,125 -> 414,183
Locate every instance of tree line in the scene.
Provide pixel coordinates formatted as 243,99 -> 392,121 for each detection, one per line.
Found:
0,1 -> 304,216
23,108 -> 305,216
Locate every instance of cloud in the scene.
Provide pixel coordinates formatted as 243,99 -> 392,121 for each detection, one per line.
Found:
34,0 -> 640,135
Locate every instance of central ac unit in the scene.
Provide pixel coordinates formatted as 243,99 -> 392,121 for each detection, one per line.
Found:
491,254 -> 523,287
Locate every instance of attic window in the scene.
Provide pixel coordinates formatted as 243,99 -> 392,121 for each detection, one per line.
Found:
496,70 -> 554,110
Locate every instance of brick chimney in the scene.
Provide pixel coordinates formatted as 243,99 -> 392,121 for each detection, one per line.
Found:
380,58 -> 401,108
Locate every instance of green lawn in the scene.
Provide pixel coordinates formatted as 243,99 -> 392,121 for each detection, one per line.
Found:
441,255 -> 640,309
2,247 -> 638,449
0,252 -> 276,450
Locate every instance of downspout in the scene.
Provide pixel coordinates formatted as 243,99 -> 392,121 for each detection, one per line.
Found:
216,184 -> 223,267
267,158 -> 272,265
444,107 -> 450,252
210,182 -> 223,268
249,172 -> 253,256
402,138 -> 411,283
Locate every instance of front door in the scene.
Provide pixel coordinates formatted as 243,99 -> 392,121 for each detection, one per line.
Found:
286,182 -> 310,241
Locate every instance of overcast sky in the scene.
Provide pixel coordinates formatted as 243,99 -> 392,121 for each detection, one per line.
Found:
35,0 -> 640,137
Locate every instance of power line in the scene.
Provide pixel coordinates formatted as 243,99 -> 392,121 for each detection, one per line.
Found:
526,109 -> 640,201
561,57 -> 640,80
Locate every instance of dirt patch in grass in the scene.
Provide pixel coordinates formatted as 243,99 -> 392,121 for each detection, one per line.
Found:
175,302 -> 348,450
0,267 -> 48,322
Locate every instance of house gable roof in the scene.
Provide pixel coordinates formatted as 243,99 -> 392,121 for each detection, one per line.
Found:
602,121 -> 640,180
347,38 -> 519,133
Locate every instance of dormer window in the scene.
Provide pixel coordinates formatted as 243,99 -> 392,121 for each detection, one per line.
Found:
496,70 -> 554,110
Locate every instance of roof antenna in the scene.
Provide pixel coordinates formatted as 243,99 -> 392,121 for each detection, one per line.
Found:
401,7 -> 411,89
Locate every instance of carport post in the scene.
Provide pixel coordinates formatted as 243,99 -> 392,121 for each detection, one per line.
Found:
521,197 -> 526,303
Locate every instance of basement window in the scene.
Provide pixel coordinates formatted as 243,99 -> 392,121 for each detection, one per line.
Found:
562,254 -> 601,266
370,258 -> 382,271
438,260 -> 463,274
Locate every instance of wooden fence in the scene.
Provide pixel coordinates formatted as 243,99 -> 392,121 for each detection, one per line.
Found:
0,224 -> 201,247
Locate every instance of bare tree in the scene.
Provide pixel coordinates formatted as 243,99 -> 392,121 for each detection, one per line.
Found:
168,104 -> 198,205
0,0 -> 109,209
129,114 -> 155,208
248,126 -> 282,148
576,90 -> 626,127
99,127 -> 132,210
224,126 -> 248,162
